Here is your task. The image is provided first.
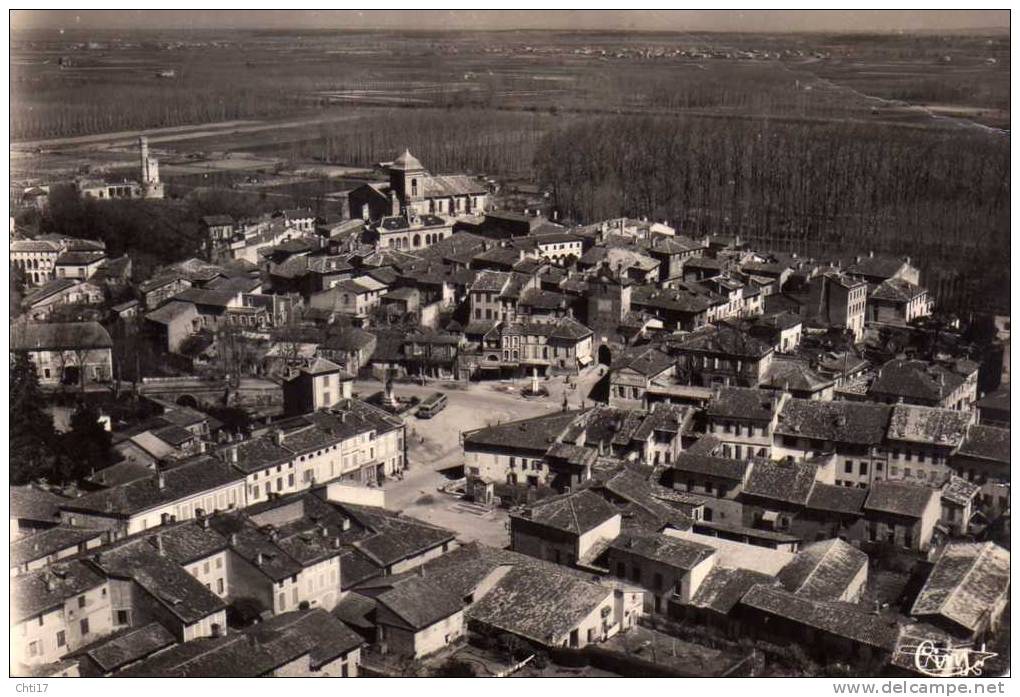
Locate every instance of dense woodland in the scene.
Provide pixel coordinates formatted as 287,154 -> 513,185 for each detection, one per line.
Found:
535,115 -> 1010,313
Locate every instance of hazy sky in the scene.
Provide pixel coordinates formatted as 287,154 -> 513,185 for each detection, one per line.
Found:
10,9 -> 1011,34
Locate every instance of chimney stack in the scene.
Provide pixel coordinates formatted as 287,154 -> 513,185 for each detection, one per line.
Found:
157,472 -> 166,491
255,552 -> 264,566
155,533 -> 165,556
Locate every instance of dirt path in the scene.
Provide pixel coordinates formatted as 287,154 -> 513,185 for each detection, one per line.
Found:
13,111 -> 370,152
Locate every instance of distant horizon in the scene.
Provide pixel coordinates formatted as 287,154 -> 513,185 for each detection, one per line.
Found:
10,9 -> 1010,35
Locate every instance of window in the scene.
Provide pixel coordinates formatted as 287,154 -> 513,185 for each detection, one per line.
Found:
844,462 -> 853,474
203,562 -> 210,574
80,618 -> 90,636
341,663 -> 349,677
859,462 -> 868,476
631,566 -> 641,584
28,641 -> 40,657
56,631 -> 66,648
653,572 -> 664,591
117,610 -> 130,625
78,595 -> 86,608
279,593 -> 286,610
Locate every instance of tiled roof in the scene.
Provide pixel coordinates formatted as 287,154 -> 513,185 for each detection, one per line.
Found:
153,520 -> 229,566
10,526 -> 105,568
670,453 -> 749,482
11,321 -> 113,351
777,539 -> 868,601
690,567 -> 777,615
463,410 -> 582,453
23,278 -> 80,306
741,584 -> 900,650
910,542 -> 1010,633
775,398 -> 890,445
81,623 -> 176,674
145,301 -> 197,325
55,250 -> 106,266
60,455 -> 243,518
706,387 -> 780,422
610,532 -> 715,571
611,345 -> 674,377
869,360 -> 964,403
10,486 -> 67,524
956,425 -> 1010,463
375,576 -> 464,629
845,255 -> 909,281
118,609 -> 363,676
941,476 -> 980,506
886,404 -> 971,447
804,483 -> 867,516
350,511 -> 453,568
763,357 -> 834,393
13,561 -> 107,622
91,538 -> 226,624
670,323 -> 772,358
467,563 -> 612,646
11,239 -> 62,253
517,490 -> 618,535
631,285 -> 717,314
870,277 -> 926,303
864,480 -> 937,519
742,459 -> 817,506
228,437 -> 293,473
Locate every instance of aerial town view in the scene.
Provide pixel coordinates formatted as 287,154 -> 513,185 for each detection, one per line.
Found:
7,9 -> 1011,684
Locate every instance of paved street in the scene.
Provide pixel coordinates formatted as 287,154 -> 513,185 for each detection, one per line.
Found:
360,366 -> 606,546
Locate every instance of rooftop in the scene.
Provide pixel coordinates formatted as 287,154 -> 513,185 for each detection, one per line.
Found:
741,584 -> 900,650
775,398 -> 890,445
12,560 -> 106,622
11,526 -> 105,569
610,531 -> 715,571
886,404 -> 972,447
706,387 -> 781,422
869,360 -> 964,404
118,609 -> 363,676
11,321 -> 113,351
742,459 -> 818,506
463,410 -> 582,454
864,480 -> 937,519
91,538 -> 226,624
956,424 -> 1010,463
910,542 -> 1010,634
60,456 -> 243,519
374,575 -> 464,629
515,490 -> 619,535
81,623 -> 177,674
777,538 -> 868,602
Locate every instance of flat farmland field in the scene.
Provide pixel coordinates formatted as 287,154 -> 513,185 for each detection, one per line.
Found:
10,28 -> 1010,312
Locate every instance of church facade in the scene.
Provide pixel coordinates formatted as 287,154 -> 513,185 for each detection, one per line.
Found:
348,150 -> 489,223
